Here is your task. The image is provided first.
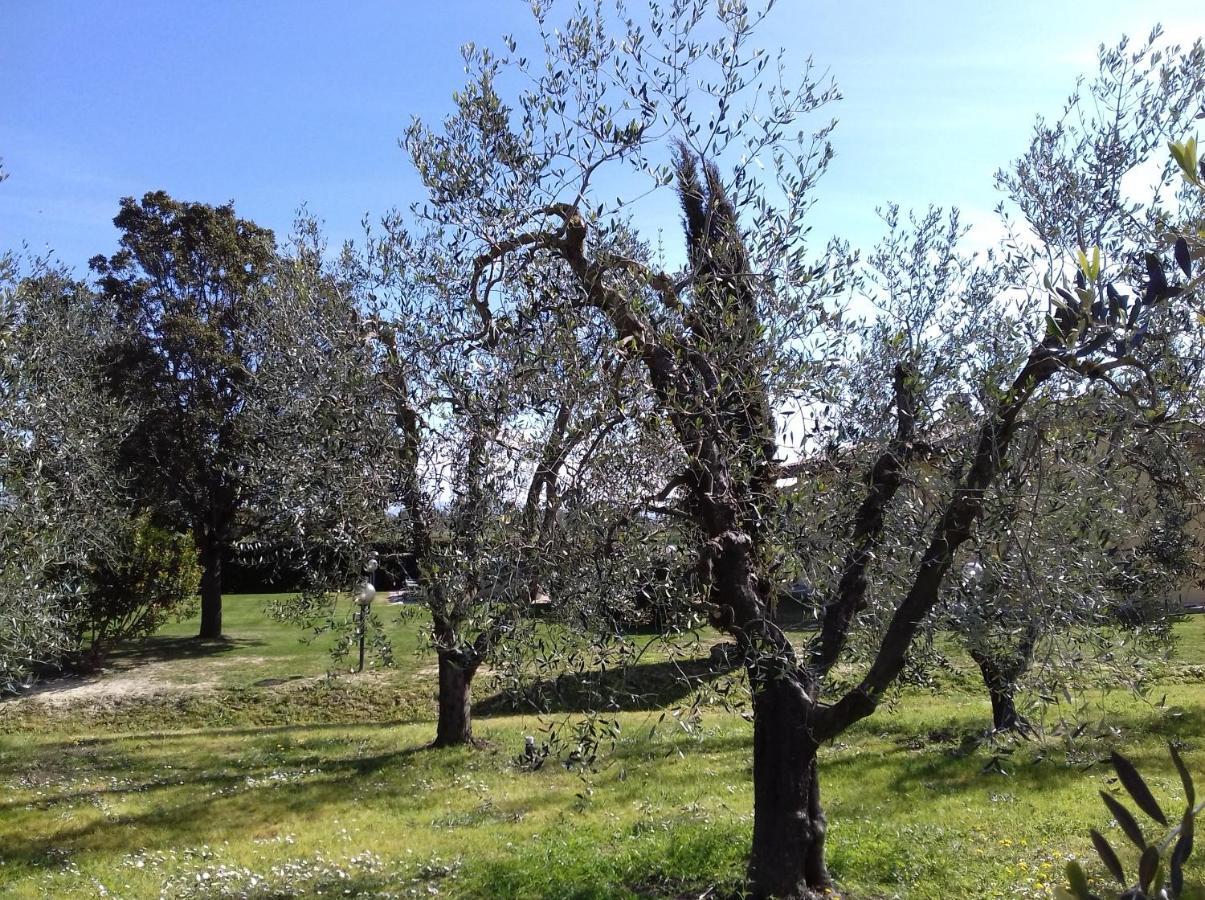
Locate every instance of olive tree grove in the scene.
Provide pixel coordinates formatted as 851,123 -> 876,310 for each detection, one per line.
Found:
402,3 -> 1205,896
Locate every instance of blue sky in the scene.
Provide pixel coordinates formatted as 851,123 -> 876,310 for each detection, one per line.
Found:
3,1 -> 1204,272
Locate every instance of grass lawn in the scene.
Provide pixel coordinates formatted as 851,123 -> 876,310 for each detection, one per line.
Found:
0,595 -> 1202,898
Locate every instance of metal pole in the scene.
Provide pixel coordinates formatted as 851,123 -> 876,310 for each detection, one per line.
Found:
357,602 -> 367,673
357,556 -> 377,674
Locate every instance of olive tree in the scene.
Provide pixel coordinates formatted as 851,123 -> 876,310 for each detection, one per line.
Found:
0,262 -> 200,684
938,31 -> 1205,730
404,5 -> 1204,896
245,212 -> 658,745
345,219 -> 663,746
957,403 -> 1200,731
0,263 -> 115,687
234,216 -> 398,591
825,203 -> 1200,736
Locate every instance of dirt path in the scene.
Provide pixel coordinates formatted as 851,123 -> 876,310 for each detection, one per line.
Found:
13,668 -> 216,708
3,653 -> 406,714
3,655 -> 261,709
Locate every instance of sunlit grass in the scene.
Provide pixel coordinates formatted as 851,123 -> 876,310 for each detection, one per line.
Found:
0,596 -> 1201,898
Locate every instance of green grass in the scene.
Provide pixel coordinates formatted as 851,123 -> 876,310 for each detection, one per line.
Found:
0,596 -> 1202,898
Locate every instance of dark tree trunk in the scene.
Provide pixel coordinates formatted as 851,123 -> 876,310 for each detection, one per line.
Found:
747,674 -> 832,900
433,650 -> 478,747
987,680 -> 1024,732
972,650 -> 1028,733
700,527 -> 834,898
197,538 -> 223,639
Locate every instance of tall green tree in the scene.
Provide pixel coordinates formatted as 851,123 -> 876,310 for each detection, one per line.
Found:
89,191 -> 277,638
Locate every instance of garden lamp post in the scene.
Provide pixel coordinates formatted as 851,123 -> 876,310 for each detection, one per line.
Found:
355,554 -> 378,673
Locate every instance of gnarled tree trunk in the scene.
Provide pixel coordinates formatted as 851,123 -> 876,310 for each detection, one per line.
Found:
747,674 -> 831,899
433,650 -> 479,747
704,532 -> 833,898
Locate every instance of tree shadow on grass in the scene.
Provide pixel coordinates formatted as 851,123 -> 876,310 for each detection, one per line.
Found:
476,655 -> 739,717
2,730 -> 717,875
16,718 -> 417,747
0,742 -> 430,869
105,635 -> 266,667
816,700 -> 1205,805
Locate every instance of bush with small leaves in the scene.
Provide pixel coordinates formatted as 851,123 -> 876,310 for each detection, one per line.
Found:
72,512 -> 201,668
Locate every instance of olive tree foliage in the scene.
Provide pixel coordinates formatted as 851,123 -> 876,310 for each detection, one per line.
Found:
914,391 -> 1200,734
230,217 -> 405,668
1062,746 -> 1202,899
404,3 -> 1205,896
808,198 -> 1201,738
0,265 -> 111,688
0,262 -> 200,686
948,406 -> 1199,735
782,32 -> 1205,739
992,30 -> 1205,441
997,27 -> 1205,272
1,164 -> 197,677
242,219 -> 396,574
323,216 -> 672,747
778,203 -> 1021,645
936,32 -> 1205,731
1002,30 -> 1205,396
